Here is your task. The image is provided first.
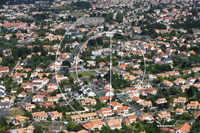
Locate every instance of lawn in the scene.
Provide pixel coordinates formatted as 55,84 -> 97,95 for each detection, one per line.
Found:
69,12 -> 87,17
72,71 -> 97,78
9,108 -> 24,116
176,121 -> 184,128
98,69 -> 108,73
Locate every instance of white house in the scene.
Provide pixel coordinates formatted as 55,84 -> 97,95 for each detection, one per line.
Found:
32,95 -> 44,103
18,91 -> 26,98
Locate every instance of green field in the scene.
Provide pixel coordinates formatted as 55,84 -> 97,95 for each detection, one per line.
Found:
69,12 -> 86,17
9,108 -> 24,116
71,71 -> 97,78
98,69 -> 108,73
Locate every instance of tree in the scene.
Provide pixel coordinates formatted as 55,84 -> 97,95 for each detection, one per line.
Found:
186,86 -> 194,97
116,13 -> 123,23
67,122 -> 76,131
33,125 -> 43,133
169,87 -> 177,95
187,29 -> 194,34
62,61 -> 71,67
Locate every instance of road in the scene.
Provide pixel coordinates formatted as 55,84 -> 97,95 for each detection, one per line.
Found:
31,121 -> 65,127
117,95 -> 142,116
89,83 -> 142,116
89,83 -> 104,97
12,60 -> 20,76
16,85 -> 45,106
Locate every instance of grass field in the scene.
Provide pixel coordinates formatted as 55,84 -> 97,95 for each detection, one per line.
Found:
71,71 -> 97,78
69,12 -> 86,17
98,69 -> 108,73
9,108 -> 24,116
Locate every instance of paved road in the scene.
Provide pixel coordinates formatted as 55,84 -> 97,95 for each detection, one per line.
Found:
117,95 -> 142,116
16,85 -> 45,106
89,83 -> 104,97
12,60 -> 20,76
31,121 -> 65,127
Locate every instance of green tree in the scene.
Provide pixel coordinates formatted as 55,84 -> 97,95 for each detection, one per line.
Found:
186,86 -> 194,97
67,122 -> 76,131
33,125 -> 43,133
116,13 -> 123,23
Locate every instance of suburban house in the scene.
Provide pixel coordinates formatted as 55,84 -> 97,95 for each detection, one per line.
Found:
49,111 -> 62,120
97,107 -> 114,117
173,97 -> 186,107
81,98 -> 97,106
31,111 -> 48,121
106,118 -> 122,130
82,120 -> 104,130
32,95 -> 44,103
156,98 -> 168,104
157,111 -> 171,120
139,113 -> 154,121
70,113 -> 98,122
176,123 -> 190,133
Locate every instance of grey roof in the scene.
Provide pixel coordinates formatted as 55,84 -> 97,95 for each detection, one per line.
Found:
0,109 -> 11,117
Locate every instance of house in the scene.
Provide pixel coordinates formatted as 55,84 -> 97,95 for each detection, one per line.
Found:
127,91 -> 140,98
31,111 -> 47,120
185,101 -> 199,110
99,96 -> 113,103
176,123 -> 190,133
81,98 -> 96,106
15,126 -> 35,133
0,67 -> 9,73
40,101 -> 54,108
109,102 -> 123,110
123,115 -> 138,126
82,120 -> 104,130
106,118 -> 122,130
140,87 -> 157,96
49,111 -> 62,120
156,98 -> 168,104
162,80 -> 173,87
173,97 -> 186,107
68,91 -> 83,99
115,106 -> 129,116
139,101 -> 152,109
46,83 -> 58,90
173,78 -> 186,85
175,108 -> 187,115
37,91 -> 49,97
70,113 -> 98,122
131,97 -> 144,103
146,74 -> 157,80
186,77 -> 196,85
98,79 -> 109,88
47,96 -> 58,103
92,49 -> 102,56
32,95 -> 44,103
157,111 -> 171,120
0,102 -> 10,109
0,84 -> 6,97
139,113 -> 154,121
123,87 -> 137,94
97,107 -> 114,117
12,77 -> 23,84
12,116 -> 28,127
194,84 -> 200,91
98,62 -> 106,67
23,103 -> 35,112
63,85 -> 71,92
47,126 -> 62,133
179,85 -> 189,93
18,91 -> 26,98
